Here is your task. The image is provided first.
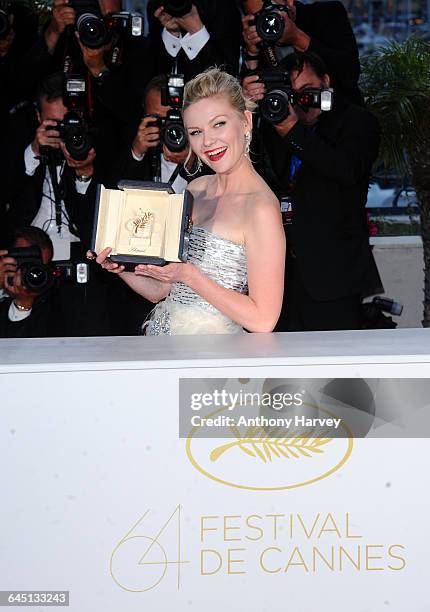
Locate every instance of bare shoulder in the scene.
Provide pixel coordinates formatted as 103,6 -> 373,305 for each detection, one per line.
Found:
245,183 -> 281,224
186,175 -> 211,198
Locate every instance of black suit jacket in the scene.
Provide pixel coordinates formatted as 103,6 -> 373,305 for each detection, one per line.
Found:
6,161 -> 97,249
0,294 -> 63,338
147,0 -> 242,80
294,1 -> 362,105
266,97 -> 382,301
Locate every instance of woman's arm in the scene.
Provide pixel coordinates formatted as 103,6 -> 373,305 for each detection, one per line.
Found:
92,248 -> 172,303
119,270 -> 172,303
141,195 -> 286,332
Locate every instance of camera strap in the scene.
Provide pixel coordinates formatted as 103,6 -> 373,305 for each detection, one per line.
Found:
86,72 -> 95,118
46,159 -> 66,234
109,31 -> 124,66
151,149 -> 162,182
168,163 -> 181,186
262,46 -> 279,69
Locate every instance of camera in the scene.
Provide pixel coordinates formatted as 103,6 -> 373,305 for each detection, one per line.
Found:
63,75 -> 86,112
70,0 -> 106,48
70,0 -> 143,49
0,1 -> 11,40
258,71 -> 295,123
161,109 -> 187,152
6,247 -> 55,294
252,0 -> 289,46
46,112 -> 92,162
54,261 -> 89,284
148,110 -> 187,153
161,74 -> 185,108
104,11 -> 144,38
57,112 -> 92,161
154,74 -> 187,152
154,0 -> 192,18
258,71 -> 334,123
361,296 -> 403,329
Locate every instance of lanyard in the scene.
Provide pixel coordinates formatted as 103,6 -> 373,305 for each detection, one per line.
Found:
290,155 -> 302,182
289,125 -> 316,184
168,162 -> 181,186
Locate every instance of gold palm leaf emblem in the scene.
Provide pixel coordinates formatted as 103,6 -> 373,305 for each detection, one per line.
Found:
210,425 -> 332,463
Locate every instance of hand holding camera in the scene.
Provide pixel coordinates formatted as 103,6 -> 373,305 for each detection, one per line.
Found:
132,116 -> 162,158
45,0 -> 76,53
154,2 -> 203,35
50,0 -> 76,34
154,5 -> 181,34
0,247 -> 53,310
243,0 -> 308,51
243,70 -> 333,124
31,120 -> 62,157
242,73 -> 266,102
242,14 -> 260,59
76,34 -> 109,77
0,249 -> 17,289
174,4 -> 203,34
61,143 -> 96,177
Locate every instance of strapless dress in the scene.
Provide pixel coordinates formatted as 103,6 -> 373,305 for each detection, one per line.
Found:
144,226 -> 248,335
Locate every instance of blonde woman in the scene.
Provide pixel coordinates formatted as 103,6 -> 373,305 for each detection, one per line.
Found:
93,68 -> 285,335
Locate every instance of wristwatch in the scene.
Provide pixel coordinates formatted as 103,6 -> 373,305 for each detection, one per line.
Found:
14,300 -> 32,312
76,174 -> 92,183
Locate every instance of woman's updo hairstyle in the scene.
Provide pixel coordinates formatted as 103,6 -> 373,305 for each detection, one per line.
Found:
183,67 -> 257,115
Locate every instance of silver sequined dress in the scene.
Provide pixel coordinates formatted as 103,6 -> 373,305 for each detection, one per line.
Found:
144,226 -> 248,335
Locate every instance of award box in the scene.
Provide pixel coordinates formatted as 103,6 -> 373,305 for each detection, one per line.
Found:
91,181 -> 193,268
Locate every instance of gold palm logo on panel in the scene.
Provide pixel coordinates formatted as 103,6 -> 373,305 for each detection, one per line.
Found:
186,405 -> 353,491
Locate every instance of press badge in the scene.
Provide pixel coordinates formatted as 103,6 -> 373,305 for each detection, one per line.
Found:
281,197 -> 293,226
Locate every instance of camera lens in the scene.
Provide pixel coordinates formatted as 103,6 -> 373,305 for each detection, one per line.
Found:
65,130 -> 92,161
76,13 -> 107,49
256,11 -> 284,43
260,90 -> 291,123
164,123 -> 187,152
20,264 -> 50,293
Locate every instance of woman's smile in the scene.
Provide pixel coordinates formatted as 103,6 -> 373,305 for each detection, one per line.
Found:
205,146 -> 228,162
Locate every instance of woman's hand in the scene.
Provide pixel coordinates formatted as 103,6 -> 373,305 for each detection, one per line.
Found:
87,247 -> 125,274
135,262 -> 196,285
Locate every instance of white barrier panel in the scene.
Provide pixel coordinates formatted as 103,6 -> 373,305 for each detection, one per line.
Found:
1,329 -> 429,612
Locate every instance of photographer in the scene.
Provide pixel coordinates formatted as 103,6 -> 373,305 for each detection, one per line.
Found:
147,0 -> 242,80
241,0 -> 362,105
6,73 -> 97,255
19,0 -> 152,187
5,72 -> 110,336
115,74 -> 207,192
245,52 -> 382,331
29,0 -> 151,120
0,226 -> 61,337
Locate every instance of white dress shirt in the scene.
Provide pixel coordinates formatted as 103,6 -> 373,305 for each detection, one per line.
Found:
0,289 -> 32,322
161,26 -> 210,60
131,148 -> 188,194
24,145 -> 91,261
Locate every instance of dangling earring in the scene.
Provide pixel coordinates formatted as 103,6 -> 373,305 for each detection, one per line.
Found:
244,131 -> 251,159
184,155 -> 203,178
